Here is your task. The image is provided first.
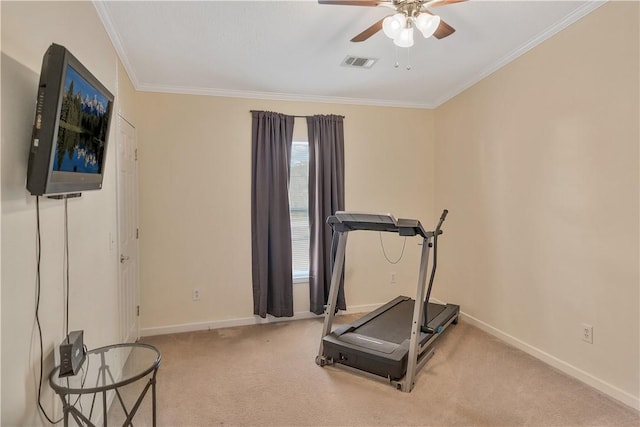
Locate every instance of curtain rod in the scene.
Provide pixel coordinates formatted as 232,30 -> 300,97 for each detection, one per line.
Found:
249,111 -> 344,119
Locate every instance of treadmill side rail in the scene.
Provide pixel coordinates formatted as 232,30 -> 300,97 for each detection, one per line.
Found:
316,230 -> 349,365
399,237 -> 431,392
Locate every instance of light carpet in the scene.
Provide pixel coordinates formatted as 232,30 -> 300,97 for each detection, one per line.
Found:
109,316 -> 639,426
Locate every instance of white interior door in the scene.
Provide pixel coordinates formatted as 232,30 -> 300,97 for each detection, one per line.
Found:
117,115 -> 139,343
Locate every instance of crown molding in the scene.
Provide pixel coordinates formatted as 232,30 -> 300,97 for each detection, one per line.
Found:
136,83 -> 438,109
93,1 -> 140,89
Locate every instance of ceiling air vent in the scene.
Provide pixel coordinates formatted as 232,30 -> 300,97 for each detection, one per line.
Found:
341,55 -> 377,69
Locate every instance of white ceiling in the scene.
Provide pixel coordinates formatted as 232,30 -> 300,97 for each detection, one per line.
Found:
95,0 -> 604,109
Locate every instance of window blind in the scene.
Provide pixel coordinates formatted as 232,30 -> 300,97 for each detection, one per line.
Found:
289,141 -> 309,279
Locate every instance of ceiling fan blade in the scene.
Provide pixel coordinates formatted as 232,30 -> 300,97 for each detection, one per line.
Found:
318,0 -> 385,6
433,18 -> 455,39
422,0 -> 467,8
351,17 -> 387,42
422,10 -> 456,39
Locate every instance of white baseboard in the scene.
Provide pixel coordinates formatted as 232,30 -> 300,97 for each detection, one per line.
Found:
140,303 -> 380,338
460,311 -> 640,411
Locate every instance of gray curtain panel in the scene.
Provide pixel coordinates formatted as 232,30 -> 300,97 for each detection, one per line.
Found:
251,111 -> 295,318
307,114 -> 346,315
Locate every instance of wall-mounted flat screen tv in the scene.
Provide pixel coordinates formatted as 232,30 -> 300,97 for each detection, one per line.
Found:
26,43 -> 114,196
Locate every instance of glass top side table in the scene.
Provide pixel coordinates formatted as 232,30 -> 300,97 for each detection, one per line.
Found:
50,342 -> 161,427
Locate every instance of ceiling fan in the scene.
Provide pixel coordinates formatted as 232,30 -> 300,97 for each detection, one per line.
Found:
318,0 -> 467,47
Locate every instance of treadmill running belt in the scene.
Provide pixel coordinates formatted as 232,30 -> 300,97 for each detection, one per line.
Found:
355,300 -> 446,344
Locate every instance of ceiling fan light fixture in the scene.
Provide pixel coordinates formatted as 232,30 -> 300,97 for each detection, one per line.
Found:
382,13 -> 406,40
415,13 -> 441,38
393,26 -> 414,48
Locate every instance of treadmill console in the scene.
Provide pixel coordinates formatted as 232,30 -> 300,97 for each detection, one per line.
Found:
330,211 -> 430,238
334,212 -> 396,225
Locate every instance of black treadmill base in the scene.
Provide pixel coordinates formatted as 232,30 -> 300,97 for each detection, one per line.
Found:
323,335 -> 408,380
322,297 -> 459,380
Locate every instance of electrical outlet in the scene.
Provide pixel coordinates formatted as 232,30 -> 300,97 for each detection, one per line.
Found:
582,324 -> 593,344
192,288 -> 201,301
390,272 -> 396,284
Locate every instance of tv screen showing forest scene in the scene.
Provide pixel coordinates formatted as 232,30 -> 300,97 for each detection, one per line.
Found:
53,65 -> 112,174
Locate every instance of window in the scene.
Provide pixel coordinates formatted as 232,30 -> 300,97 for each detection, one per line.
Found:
289,141 -> 309,282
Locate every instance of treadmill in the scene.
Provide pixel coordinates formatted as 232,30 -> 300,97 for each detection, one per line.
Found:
315,210 -> 459,392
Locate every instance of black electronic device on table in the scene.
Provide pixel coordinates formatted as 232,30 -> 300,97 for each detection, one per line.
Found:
58,330 -> 86,377
316,210 -> 459,392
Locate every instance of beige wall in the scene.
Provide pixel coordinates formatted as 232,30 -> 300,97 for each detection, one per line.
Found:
134,93 -> 437,331
1,2 -> 136,425
435,2 -> 639,407
0,17 -> 3,423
